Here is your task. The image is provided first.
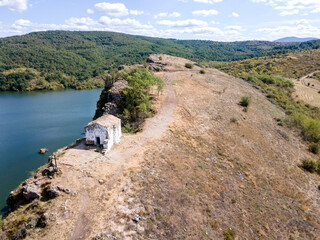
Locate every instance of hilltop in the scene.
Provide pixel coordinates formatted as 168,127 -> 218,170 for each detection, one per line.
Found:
1,31 -> 320,91
275,37 -> 319,43
1,54 -> 320,239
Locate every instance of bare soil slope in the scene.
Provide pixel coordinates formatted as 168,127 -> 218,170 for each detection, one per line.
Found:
2,54 -> 320,240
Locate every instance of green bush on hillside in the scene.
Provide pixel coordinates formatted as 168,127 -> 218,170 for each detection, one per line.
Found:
119,67 -> 165,133
301,158 -> 320,174
292,112 -> 320,143
223,229 -> 236,240
239,96 -> 251,107
309,142 -> 320,154
0,215 -> 3,228
185,63 -> 194,69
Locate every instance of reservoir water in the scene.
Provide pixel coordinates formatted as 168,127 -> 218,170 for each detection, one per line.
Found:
0,89 -> 101,214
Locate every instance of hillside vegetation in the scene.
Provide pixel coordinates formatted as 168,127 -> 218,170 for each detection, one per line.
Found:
1,31 -> 320,91
2,55 -> 320,239
217,49 -> 320,148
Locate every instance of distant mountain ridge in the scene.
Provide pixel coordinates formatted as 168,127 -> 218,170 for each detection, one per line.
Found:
275,37 -> 319,43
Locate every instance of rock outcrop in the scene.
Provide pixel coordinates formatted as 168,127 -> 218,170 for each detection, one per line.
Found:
94,74 -> 129,120
22,184 -> 41,201
39,148 -> 48,154
147,55 -> 167,72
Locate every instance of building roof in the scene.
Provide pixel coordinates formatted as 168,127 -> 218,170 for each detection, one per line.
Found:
86,114 -> 120,128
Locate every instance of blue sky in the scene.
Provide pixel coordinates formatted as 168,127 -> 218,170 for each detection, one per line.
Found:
0,0 -> 320,41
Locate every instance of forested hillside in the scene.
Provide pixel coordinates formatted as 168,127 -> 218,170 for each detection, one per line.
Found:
1,30 -> 320,91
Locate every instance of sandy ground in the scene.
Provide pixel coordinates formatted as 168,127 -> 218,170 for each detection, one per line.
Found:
292,71 -> 320,108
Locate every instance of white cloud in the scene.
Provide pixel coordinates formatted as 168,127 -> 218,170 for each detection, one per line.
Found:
170,12 -> 181,18
279,9 -> 299,16
256,19 -> 320,40
94,2 -> 129,17
192,9 -> 218,16
0,0 -> 28,12
252,0 -> 320,15
154,12 -> 181,18
193,0 -> 222,3
311,7 -> 320,13
225,25 -> 243,30
154,12 -> 168,18
232,12 -> 239,17
94,2 -> 144,17
11,19 -> 31,30
130,10 -> 144,15
295,19 -> 309,25
65,17 -> 97,27
185,26 -> 223,34
99,16 -> 153,30
157,19 -> 208,28
87,9 -> 94,14
1,15 -> 156,38
15,19 -> 31,26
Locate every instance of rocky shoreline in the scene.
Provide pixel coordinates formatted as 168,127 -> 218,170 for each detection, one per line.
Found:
0,138 -> 83,239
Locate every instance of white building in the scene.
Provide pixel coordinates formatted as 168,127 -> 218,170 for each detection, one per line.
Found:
85,114 -> 121,152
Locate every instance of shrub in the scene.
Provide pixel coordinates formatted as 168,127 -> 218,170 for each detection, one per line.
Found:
200,69 -> 206,74
185,63 -> 194,69
123,123 -> 135,133
159,56 -> 162,61
309,142 -> 320,154
119,67 -> 165,132
292,112 -> 320,142
316,160 -> 320,175
239,96 -> 251,107
230,117 -> 237,123
0,215 -> 3,228
223,229 -> 236,240
277,129 -> 289,140
301,159 -> 317,173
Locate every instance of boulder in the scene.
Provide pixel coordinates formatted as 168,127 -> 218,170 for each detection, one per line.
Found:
63,188 -> 71,194
39,148 -> 48,154
22,184 -> 40,201
46,187 -> 60,198
132,214 -> 141,223
42,166 -> 57,177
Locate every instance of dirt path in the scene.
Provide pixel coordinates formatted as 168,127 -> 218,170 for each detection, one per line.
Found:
40,73 -> 177,240
299,70 -> 320,90
292,71 -> 320,107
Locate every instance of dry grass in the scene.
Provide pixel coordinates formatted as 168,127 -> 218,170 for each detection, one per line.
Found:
3,55 -> 320,240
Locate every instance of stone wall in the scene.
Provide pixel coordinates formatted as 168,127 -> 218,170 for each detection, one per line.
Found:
85,124 -> 108,145
85,120 -> 121,152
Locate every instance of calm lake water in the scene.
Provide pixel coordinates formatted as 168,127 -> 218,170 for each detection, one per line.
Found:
0,89 -> 101,214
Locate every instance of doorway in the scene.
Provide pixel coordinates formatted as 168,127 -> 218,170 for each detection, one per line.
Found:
96,137 -> 100,145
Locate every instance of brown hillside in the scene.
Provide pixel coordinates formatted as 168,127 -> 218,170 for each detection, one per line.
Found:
1,54 -> 320,240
